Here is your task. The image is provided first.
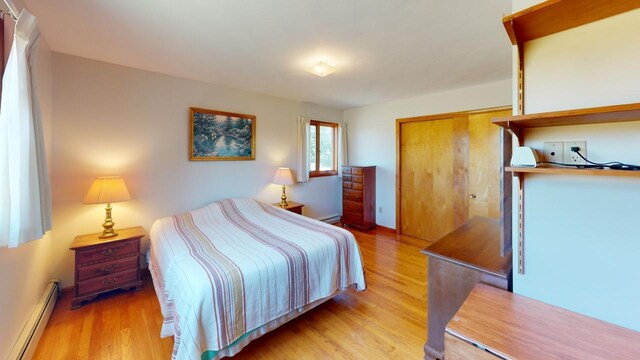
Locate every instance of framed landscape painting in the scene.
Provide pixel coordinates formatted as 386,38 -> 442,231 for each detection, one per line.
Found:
189,107 -> 256,161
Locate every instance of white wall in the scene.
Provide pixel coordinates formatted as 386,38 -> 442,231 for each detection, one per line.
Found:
0,10 -> 54,358
511,2 -> 640,330
50,53 -> 343,287
344,79 -> 512,228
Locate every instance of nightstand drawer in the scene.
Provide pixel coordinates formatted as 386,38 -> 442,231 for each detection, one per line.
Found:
76,239 -> 139,264
77,269 -> 138,296
77,256 -> 139,281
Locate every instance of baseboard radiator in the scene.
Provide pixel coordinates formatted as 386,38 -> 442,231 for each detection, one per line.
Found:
319,214 -> 341,224
8,280 -> 60,360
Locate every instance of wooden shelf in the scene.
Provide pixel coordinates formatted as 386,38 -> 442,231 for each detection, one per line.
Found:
493,102 -> 640,135
506,166 -> 640,178
503,0 -> 640,45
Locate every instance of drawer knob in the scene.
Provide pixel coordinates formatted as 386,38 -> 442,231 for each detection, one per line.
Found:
101,248 -> 119,256
101,278 -> 118,286
100,264 -> 120,273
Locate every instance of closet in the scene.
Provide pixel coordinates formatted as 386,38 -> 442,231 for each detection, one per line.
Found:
397,108 -> 511,242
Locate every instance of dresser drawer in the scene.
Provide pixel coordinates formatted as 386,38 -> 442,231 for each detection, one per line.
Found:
76,239 -> 139,265
352,175 -> 363,183
343,189 -> 364,202
77,256 -> 139,281
352,182 -> 363,190
352,167 -> 363,175
343,181 -> 352,189
343,200 -> 363,212
342,175 -> 352,182
342,213 -> 364,225
342,166 -> 352,174
76,269 -> 138,296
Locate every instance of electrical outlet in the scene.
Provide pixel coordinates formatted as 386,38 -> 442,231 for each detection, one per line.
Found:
563,141 -> 587,165
543,142 -> 564,164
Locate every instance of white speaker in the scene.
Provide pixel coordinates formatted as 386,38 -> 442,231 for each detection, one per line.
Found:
510,146 -> 540,167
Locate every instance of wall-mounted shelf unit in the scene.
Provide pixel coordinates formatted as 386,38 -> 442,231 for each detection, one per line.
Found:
503,0 -> 640,46
506,166 -> 640,178
496,102 -> 640,275
499,0 -> 640,275
502,0 -> 640,115
493,102 -> 640,145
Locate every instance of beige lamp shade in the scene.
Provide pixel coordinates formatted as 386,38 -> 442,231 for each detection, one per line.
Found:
273,168 -> 294,186
83,176 -> 131,204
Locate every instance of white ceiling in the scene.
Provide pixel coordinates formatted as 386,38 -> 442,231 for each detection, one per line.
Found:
23,0 -> 513,109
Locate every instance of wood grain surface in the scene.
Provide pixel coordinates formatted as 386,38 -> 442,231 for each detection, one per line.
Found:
468,110 -> 510,220
421,217 -> 511,278
503,0 -> 640,45
34,225 -> 431,360
447,283 -> 640,360
398,109 -> 506,244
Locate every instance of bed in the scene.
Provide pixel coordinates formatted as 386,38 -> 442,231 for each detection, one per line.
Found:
148,198 -> 367,360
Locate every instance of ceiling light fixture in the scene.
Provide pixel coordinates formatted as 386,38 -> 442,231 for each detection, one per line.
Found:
306,61 -> 336,77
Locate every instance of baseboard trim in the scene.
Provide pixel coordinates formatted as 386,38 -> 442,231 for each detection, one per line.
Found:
318,214 -> 341,224
9,280 -> 60,360
375,224 -> 397,233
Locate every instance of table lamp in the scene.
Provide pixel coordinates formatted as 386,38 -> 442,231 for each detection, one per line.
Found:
273,167 -> 294,207
83,176 -> 131,238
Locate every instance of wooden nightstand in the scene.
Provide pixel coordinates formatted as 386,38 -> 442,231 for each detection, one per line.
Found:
69,226 -> 145,309
273,201 -> 304,215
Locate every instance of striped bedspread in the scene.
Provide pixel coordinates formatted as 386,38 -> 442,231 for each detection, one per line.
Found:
149,198 -> 366,360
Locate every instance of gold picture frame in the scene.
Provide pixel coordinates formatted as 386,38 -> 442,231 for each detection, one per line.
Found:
189,107 -> 256,161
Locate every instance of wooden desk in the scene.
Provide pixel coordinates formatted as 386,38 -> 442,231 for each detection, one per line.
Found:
421,217 -> 512,360
446,283 -> 640,359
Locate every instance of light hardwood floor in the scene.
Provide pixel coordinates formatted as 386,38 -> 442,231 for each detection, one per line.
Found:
34,226 -> 430,360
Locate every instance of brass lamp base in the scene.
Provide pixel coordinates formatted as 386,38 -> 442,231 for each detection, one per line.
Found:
279,185 -> 289,207
98,203 -> 119,239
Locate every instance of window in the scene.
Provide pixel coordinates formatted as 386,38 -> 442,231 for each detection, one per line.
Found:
309,120 -> 338,177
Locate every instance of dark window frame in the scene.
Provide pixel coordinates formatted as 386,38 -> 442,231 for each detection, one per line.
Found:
309,120 -> 338,178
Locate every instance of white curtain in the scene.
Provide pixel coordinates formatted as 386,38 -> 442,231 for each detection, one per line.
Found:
296,116 -> 311,182
337,122 -> 348,177
0,10 -> 52,247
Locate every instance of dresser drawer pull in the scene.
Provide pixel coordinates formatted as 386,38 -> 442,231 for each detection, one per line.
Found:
101,278 -> 118,286
101,248 -> 119,256
100,264 -> 120,273
345,194 -> 362,201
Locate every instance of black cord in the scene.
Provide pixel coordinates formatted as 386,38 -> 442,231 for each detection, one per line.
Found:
537,150 -> 640,170
573,150 -> 640,170
573,151 -> 624,166
538,161 -> 579,167
537,161 -> 604,169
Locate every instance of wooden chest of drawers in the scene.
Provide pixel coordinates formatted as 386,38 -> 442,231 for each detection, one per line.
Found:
70,226 -> 145,309
445,283 -> 640,360
341,166 -> 376,230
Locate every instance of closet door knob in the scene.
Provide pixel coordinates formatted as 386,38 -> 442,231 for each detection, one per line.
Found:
469,194 -> 477,199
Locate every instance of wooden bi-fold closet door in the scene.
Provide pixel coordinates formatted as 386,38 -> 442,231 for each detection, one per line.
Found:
398,108 -> 510,242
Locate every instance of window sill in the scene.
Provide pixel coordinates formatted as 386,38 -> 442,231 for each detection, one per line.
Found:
309,171 -> 338,178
